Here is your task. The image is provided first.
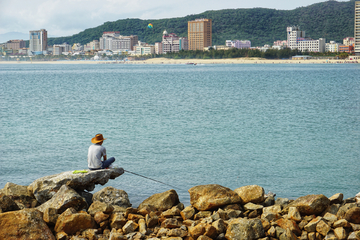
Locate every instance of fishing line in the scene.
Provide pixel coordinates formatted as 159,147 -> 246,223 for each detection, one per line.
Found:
124,169 -> 184,190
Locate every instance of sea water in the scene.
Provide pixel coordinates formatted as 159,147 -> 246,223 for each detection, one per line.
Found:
1,63 -> 360,207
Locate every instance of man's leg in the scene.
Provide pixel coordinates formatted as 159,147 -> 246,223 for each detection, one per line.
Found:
102,157 -> 115,169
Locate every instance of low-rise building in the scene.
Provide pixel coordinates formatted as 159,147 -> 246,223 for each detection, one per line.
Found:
287,26 -> 325,53
134,42 -> 155,55
158,30 -> 188,54
6,40 -> 26,50
53,43 -> 71,55
325,41 -> 339,52
226,40 -> 251,49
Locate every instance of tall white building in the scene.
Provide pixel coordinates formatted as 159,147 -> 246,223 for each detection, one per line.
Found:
29,29 -> 47,55
287,26 -> 325,52
355,1 -> 360,55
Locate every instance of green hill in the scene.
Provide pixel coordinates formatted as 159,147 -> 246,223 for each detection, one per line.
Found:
48,0 -> 355,47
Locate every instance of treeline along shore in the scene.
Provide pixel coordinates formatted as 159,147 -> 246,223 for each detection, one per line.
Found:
0,168 -> 360,240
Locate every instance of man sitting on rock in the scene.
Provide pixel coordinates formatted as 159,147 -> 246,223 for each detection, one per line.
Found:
87,134 -> 115,170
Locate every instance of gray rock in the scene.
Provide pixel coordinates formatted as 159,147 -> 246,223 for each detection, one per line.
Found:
93,186 -> 131,208
225,218 -> 265,240
28,168 -> 124,204
37,185 -> 88,214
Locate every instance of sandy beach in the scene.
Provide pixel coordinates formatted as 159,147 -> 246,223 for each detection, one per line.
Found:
0,57 -> 357,64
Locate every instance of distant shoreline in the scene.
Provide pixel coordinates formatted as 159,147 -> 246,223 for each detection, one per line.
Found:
0,57 -> 357,65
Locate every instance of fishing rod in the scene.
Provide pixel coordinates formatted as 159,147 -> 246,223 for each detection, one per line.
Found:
124,169 -> 184,190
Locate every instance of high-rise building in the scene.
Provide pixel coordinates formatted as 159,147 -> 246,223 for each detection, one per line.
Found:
188,19 -> 212,51
29,29 -> 47,54
355,1 -> 360,55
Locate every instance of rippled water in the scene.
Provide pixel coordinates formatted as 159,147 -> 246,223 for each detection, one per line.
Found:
1,63 -> 360,206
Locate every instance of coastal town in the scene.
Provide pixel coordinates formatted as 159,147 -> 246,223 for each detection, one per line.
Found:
1,2 -> 360,61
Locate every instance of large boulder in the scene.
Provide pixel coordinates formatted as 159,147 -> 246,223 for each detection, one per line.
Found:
138,189 -> 179,211
234,185 -> 265,204
28,168 -> 124,204
0,208 -> 56,240
37,185 -> 88,214
287,194 -> 330,215
225,218 -> 265,240
93,186 -> 131,208
188,184 -> 242,211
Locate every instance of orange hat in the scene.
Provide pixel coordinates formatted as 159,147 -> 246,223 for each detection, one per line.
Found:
91,134 -> 107,144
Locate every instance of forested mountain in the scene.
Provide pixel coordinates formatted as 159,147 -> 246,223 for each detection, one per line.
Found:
48,0 -> 355,47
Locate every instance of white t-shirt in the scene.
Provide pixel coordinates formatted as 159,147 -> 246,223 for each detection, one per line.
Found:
87,144 -> 106,169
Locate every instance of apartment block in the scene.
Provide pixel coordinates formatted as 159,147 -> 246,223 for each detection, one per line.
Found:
29,29 -> 47,54
6,40 -> 26,50
188,19 -> 212,51
161,30 -> 188,54
355,1 -> 360,55
226,40 -> 251,49
325,41 -> 339,52
53,43 -> 71,55
99,32 -> 138,52
287,26 -> 325,52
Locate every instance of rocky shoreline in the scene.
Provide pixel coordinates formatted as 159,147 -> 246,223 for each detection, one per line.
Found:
1,169 -> 360,240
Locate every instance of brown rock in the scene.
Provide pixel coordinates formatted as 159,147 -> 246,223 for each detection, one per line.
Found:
289,194 -> 330,215
138,189 -> 179,211
161,218 -> 182,228
181,205 -> 196,220
162,205 -> 182,218
194,211 -> 212,220
212,219 -> 226,234
345,207 -> 360,224
94,211 -> 110,224
275,218 -> 301,236
43,207 -> 59,225
0,208 -> 55,240
189,222 -> 207,239
145,212 -> 159,228
198,235 -> 213,240
304,216 -> 322,233
88,201 -> 114,215
110,212 -> 127,229
189,184 -> 242,211
329,193 -> 344,204
288,207 -> 302,222
54,208 -> 97,235
316,220 -> 330,236
280,228 -> 297,240
167,228 -> 188,237
205,224 -> 218,238
122,220 -> 138,234
334,227 -> 347,240
333,219 -> 351,228
128,213 -> 144,222
234,185 -> 265,204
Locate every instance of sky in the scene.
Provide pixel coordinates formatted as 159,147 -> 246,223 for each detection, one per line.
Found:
0,0 -> 349,39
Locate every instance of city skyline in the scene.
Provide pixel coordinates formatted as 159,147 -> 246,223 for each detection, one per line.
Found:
0,0 -> 349,40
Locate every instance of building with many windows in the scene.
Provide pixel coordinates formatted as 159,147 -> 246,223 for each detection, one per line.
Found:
53,43 -> 71,55
188,19 -> 212,51
6,40 -> 26,50
325,41 -> 339,52
225,40 -> 251,49
29,29 -> 47,55
355,1 -> 360,55
99,32 -> 138,52
160,30 -> 188,54
287,26 -> 325,52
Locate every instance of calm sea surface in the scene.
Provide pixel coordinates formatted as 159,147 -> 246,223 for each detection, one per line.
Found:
1,63 -> 360,206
